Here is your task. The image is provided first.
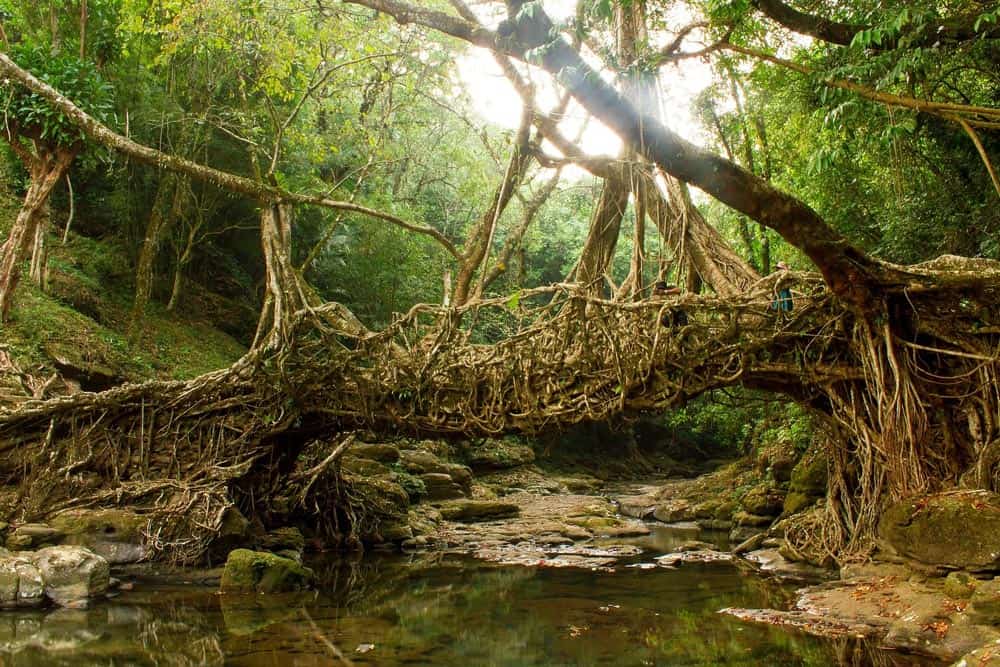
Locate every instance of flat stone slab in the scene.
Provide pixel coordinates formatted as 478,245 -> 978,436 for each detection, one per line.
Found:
656,549 -> 734,567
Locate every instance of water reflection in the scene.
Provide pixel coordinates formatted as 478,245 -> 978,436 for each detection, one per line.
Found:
0,553 -> 945,666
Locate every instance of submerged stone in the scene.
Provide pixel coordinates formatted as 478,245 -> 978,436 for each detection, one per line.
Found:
220,549 -> 314,594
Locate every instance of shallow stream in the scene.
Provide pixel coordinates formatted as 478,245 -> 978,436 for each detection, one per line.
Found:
0,539 -> 945,666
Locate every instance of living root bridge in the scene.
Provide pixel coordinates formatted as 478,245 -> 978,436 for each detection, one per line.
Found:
3,258 -> 1000,563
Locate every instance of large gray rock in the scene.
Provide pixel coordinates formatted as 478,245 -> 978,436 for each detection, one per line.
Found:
0,556 -> 45,608
879,491 -> 1000,572
30,546 -> 109,606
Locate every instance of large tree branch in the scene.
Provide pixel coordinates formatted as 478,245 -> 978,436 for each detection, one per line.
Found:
347,0 -> 882,308
0,51 -> 461,260
751,0 -> 1000,48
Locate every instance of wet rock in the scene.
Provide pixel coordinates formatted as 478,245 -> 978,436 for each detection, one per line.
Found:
259,527 -> 305,561
838,561 -> 910,580
351,443 -> 400,464
732,511 -> 773,527
732,532 -> 767,555
945,572 -> 980,600
31,546 -> 110,606
739,485 -> 784,517
6,524 -> 64,551
652,499 -> 694,523
730,526 -> 765,544
220,549 -> 314,594
557,476 -> 603,494
377,522 -> 413,543
0,556 -> 45,608
676,540 -> 717,552
208,507 -> 252,563
420,473 -> 466,500
50,509 -> 148,564
743,548 -> 832,582
952,641 -> 1000,666
879,490 -> 1000,572
616,496 -> 655,519
398,450 -> 450,475
697,519 -> 732,531
657,549 -> 733,566
464,438 -> 535,471
438,500 -> 519,523
970,579 -> 1000,625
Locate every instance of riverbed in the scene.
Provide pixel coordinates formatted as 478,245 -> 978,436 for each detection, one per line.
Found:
0,543 -> 944,666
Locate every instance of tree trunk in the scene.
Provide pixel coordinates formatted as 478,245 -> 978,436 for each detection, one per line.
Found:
129,173 -> 187,341
451,105 -> 533,307
574,167 -> 630,292
0,147 -> 75,320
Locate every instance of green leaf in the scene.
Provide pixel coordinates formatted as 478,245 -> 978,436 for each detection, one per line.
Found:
506,290 -> 521,311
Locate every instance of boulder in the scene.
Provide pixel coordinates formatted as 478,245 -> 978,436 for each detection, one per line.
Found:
351,443 -> 400,464
420,473 -> 465,500
399,450 -> 451,475
259,527 -> 305,561
652,499 -> 694,523
0,555 -> 45,608
739,485 -> 784,517
6,524 -> 64,551
438,500 -> 519,523
30,546 -> 109,606
879,491 -> 1000,572
50,509 -> 148,564
464,438 -> 535,471
220,549 -> 314,594
945,572 -> 981,600
781,492 -> 816,516
730,526 -> 765,545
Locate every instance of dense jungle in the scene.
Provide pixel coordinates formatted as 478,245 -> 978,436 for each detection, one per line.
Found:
1,0 -> 1000,664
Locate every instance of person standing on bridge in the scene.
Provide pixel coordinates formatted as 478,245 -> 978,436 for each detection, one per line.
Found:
771,261 -> 793,314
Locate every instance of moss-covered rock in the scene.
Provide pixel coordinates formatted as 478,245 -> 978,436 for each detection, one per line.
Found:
945,572 -> 980,600
789,449 -> 828,498
341,456 -> 391,477
739,485 -> 784,516
351,443 -> 400,464
220,549 -> 314,594
6,524 -> 64,551
259,527 -> 305,556
438,500 -> 519,522
782,491 -> 815,516
50,509 -> 148,564
879,491 -> 1000,572
463,437 -> 535,471
952,642 -> 1000,666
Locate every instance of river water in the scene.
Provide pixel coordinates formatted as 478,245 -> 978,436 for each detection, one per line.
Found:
0,544 -> 944,666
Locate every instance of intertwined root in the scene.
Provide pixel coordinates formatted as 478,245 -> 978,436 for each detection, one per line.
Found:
1,264 -> 999,563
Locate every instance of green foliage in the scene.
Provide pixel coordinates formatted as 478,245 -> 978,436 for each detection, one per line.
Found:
1,45 -> 113,148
